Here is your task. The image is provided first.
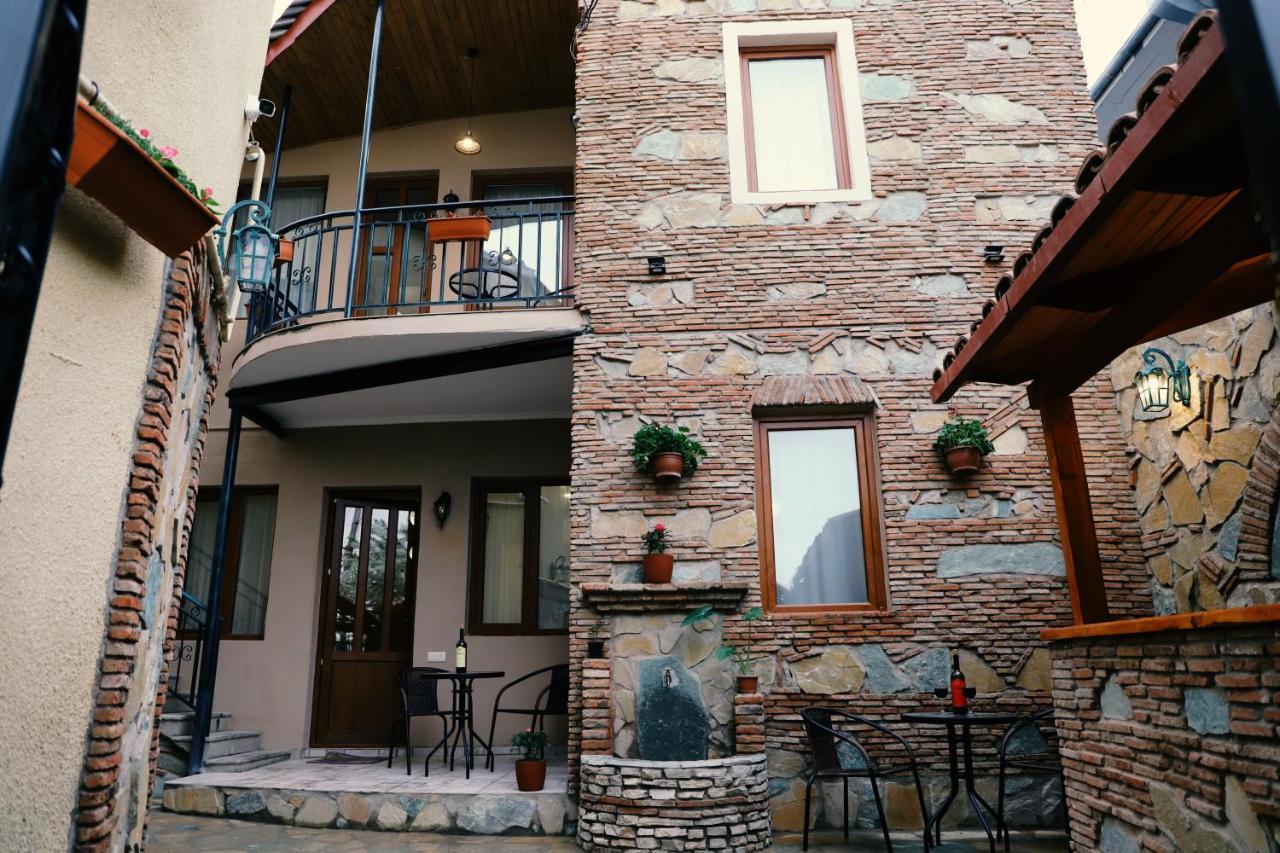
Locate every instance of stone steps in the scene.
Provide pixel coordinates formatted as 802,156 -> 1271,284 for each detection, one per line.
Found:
170,729 -> 262,759
203,749 -> 293,773
159,710 -> 231,739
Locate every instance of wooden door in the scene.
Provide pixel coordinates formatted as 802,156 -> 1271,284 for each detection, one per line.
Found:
354,176 -> 438,315
312,493 -> 420,746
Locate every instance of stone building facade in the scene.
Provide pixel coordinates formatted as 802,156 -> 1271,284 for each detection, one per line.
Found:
569,0 -> 1149,830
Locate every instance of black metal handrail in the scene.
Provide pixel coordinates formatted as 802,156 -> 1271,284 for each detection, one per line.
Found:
167,590 -> 210,712
244,195 -> 576,343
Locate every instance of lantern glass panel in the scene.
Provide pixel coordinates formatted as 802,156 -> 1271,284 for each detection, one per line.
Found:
1136,368 -> 1169,412
237,228 -> 274,293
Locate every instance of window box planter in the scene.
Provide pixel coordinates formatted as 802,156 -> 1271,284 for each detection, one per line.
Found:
427,214 -> 491,243
67,100 -> 218,257
274,237 -> 295,268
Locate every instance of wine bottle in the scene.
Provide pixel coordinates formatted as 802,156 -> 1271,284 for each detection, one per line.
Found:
455,625 -> 468,672
950,653 -> 968,714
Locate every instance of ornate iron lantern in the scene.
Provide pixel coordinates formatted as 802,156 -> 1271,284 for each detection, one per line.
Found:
216,199 -> 278,295
1134,347 -> 1191,413
433,491 -> 452,528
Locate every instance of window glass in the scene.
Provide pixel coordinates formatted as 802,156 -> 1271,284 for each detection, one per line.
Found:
390,510 -> 413,650
538,485 -> 571,630
187,498 -> 218,604
480,181 -> 568,297
482,492 -> 526,624
334,505 -> 363,652
747,56 -> 839,192
767,427 -> 868,606
362,508 -> 390,651
230,493 -> 276,636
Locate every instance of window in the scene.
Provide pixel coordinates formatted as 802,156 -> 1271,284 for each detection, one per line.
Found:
186,487 -> 279,638
357,174 -> 438,313
724,20 -> 872,204
467,478 -> 570,635
471,171 -> 573,298
755,417 -> 886,612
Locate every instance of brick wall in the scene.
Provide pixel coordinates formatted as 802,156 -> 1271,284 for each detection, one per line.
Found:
1048,620 -> 1280,850
569,0 -> 1149,830
72,246 -> 222,851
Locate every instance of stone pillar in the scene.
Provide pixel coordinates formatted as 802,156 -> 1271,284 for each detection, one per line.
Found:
733,692 -> 765,754
581,657 -> 612,755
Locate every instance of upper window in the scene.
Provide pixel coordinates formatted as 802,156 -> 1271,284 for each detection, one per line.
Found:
467,478 -> 570,635
724,20 -> 872,205
186,487 -> 279,639
755,416 -> 886,612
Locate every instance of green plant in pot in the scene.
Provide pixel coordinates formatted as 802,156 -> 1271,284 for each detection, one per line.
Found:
511,728 -> 550,791
933,417 -> 995,476
631,423 -> 707,482
683,605 -> 765,692
641,524 -> 673,584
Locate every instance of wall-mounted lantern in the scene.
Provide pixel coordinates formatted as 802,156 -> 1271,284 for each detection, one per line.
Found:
1134,347 -> 1191,413
216,199 -> 278,295
433,491 -> 452,528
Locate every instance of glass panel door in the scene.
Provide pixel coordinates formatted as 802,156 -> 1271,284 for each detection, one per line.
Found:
477,179 -> 569,298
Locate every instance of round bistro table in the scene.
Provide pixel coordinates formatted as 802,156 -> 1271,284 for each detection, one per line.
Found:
901,710 -> 1021,852
419,670 -> 504,779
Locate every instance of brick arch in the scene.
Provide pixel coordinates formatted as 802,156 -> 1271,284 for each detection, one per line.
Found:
1232,404 -> 1280,586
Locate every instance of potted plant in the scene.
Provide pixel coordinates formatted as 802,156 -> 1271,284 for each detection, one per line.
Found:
641,524 -> 673,584
274,237 -> 295,268
683,605 -> 765,692
631,423 -> 707,482
511,728 -> 550,792
67,100 -> 220,257
933,417 -> 996,476
586,622 -> 606,659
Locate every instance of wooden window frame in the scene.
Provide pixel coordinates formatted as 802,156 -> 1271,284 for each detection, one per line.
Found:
754,414 -> 887,614
467,476 -> 571,637
355,172 -> 440,312
739,45 -> 852,194
185,486 -> 279,641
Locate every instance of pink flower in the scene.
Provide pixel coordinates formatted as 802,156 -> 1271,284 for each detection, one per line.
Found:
201,187 -> 213,199
159,146 -> 178,159
653,524 -> 666,533
139,129 -> 150,138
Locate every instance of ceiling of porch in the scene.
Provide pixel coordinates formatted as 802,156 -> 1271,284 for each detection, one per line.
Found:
259,0 -> 577,150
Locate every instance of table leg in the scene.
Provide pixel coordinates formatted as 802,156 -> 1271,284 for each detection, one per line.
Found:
960,730 -> 997,853
925,726 -> 962,847
460,683 -> 473,779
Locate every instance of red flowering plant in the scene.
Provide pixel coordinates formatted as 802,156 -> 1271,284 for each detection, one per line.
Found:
642,523 -> 670,555
90,103 -> 221,213
511,727 -> 549,761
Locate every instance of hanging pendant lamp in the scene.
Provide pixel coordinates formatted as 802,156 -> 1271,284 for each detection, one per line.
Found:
455,48 -> 482,155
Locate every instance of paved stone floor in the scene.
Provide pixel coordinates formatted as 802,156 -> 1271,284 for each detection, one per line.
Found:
148,810 -> 1069,851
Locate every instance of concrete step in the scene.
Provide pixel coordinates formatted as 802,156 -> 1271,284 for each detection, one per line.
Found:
203,749 -> 291,773
159,711 -> 231,738
170,730 -> 261,759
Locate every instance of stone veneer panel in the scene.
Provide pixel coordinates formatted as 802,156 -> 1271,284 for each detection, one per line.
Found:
1048,621 -> 1280,850
577,754 -> 771,851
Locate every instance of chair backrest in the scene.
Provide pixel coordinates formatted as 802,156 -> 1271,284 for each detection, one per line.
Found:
802,707 -> 872,774
399,667 -> 446,716
543,664 -> 570,714
1002,707 -> 1056,758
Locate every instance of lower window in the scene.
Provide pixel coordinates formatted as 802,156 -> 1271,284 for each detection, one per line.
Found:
186,487 -> 279,638
755,417 -> 886,612
467,478 -> 570,634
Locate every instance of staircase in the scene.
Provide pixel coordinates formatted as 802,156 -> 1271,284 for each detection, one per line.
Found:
159,709 -> 290,774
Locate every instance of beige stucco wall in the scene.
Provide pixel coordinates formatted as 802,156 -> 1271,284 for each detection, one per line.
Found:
0,2 -> 270,848
198,420 -> 571,752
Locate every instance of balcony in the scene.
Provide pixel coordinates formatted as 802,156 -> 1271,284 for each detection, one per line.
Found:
244,194 -> 575,343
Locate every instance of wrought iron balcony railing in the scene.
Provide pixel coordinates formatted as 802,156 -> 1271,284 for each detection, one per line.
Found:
244,195 -> 575,343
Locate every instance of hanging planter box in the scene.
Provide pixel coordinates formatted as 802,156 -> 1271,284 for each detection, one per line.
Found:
427,214 -> 492,243
66,100 -> 218,257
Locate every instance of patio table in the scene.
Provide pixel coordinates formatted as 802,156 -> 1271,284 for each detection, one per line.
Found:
901,710 -> 1020,852
416,670 -> 504,779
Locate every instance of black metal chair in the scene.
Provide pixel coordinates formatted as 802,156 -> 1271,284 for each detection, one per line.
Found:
996,708 -> 1064,852
485,663 -> 569,771
386,668 -> 453,776
801,708 -> 932,852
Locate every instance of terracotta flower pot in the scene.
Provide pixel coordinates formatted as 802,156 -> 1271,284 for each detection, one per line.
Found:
427,214 -> 492,243
67,100 -> 219,257
736,675 -> 759,693
274,237 -> 295,268
515,759 -> 547,792
943,446 -> 982,476
642,553 -> 674,584
652,451 -> 684,482
586,640 -> 606,659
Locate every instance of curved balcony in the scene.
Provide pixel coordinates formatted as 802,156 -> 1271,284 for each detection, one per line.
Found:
243,195 -> 575,343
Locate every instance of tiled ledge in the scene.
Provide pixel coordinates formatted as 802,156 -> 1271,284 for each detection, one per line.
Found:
579,581 -> 750,614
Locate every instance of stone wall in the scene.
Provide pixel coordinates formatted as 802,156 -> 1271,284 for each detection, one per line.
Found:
1111,301 -> 1280,613
73,246 -> 223,850
569,0 -> 1149,830
1047,619 -> 1280,851
577,754 -> 772,851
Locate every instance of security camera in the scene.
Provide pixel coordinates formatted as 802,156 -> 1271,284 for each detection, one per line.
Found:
571,112 -> 580,127
245,96 -> 278,122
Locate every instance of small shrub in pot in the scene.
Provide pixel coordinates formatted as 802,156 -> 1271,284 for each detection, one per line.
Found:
932,417 -> 995,476
631,423 -> 707,482
641,524 -> 673,583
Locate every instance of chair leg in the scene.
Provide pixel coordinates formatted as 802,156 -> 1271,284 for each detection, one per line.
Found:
843,776 -> 850,840
870,774 -> 894,853
803,776 -> 814,852
404,715 -> 413,776
997,761 -> 1008,851
912,766 -> 932,852
486,708 -> 500,772
387,715 -> 399,769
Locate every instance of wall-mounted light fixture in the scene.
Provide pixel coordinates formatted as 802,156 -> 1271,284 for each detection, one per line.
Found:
982,245 -> 1005,263
1134,347 -> 1191,413
433,491 -> 452,528
215,199 -> 278,295
647,256 -> 667,275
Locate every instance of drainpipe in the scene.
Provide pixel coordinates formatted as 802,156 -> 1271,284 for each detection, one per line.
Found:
345,0 -> 385,316
188,409 -> 243,774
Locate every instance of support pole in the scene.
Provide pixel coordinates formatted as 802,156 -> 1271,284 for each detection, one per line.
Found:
1036,393 -> 1111,625
265,85 -> 291,210
188,409 -> 243,773
344,0 -> 385,316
